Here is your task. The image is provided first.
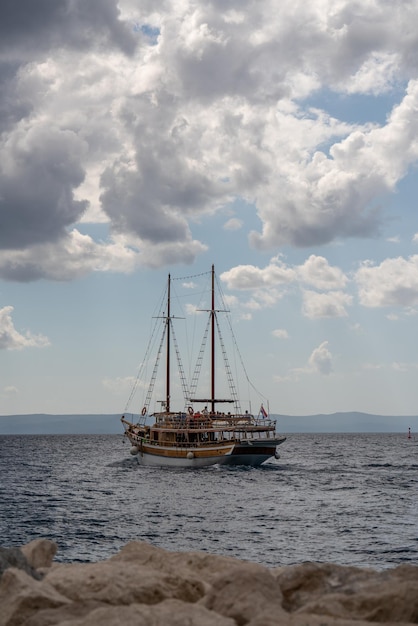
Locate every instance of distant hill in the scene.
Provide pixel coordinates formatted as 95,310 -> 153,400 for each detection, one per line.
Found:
276,412 -> 417,434
0,414 -> 122,435
0,412 -> 416,434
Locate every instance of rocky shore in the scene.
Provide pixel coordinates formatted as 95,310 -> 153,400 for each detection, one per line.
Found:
1,539 -> 418,625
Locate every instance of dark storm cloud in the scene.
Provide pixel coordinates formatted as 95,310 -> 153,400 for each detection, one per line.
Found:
101,165 -> 192,244
100,93 -> 231,246
0,125 -> 88,250
0,61 -> 31,133
0,0 -> 136,129
0,0 -> 137,57
0,0 -> 139,254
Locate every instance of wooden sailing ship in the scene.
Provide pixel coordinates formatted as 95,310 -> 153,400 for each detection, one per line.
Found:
121,265 -> 286,467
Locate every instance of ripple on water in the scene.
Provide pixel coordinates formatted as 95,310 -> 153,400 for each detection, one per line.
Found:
1,433 -> 417,568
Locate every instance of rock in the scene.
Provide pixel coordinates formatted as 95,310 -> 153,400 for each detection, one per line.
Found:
110,540 -> 245,582
39,599 -> 237,626
0,567 -> 70,626
274,562 -> 374,611
23,601 -> 108,626
0,546 -> 41,581
274,561 -> 418,623
44,560 -> 205,605
295,579 -> 418,623
202,561 -> 286,625
20,539 -> 57,571
2,539 -> 418,626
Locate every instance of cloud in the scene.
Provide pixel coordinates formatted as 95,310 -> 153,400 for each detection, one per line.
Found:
3,385 -> 18,395
0,0 -> 137,58
302,290 -> 353,318
0,230 -> 137,281
0,306 -> 50,350
250,80 -> 418,250
272,328 -> 289,339
308,340 -> 333,375
223,218 -> 243,231
297,255 -> 348,290
222,255 -> 348,292
391,361 -> 410,372
220,259 -> 296,290
0,122 -> 88,250
102,376 -> 137,393
2,1 -> 418,278
221,256 -> 352,315
355,255 -> 418,307
0,229 -> 208,281
362,361 -> 418,372
275,339 -> 334,382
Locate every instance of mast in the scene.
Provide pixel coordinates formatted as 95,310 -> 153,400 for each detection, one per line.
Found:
166,273 -> 171,412
188,265 -> 235,409
211,264 -> 215,414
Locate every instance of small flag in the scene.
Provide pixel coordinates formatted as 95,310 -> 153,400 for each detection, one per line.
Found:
260,404 -> 268,418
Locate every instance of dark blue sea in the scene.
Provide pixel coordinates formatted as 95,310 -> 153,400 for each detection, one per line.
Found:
0,433 -> 417,569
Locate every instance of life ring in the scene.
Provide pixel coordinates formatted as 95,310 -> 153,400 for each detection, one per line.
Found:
141,407 -> 147,416
188,406 -> 193,415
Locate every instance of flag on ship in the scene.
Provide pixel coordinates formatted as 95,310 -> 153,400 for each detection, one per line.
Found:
260,404 -> 268,418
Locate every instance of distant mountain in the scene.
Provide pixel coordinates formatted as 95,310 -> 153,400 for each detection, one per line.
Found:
0,412 -> 416,435
0,414 -> 122,435
276,412 -> 417,433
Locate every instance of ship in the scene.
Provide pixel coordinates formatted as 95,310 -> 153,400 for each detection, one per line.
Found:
121,265 -> 286,467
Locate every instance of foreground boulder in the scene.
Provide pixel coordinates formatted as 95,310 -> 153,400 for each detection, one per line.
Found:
0,546 -> 43,581
1,540 -> 418,625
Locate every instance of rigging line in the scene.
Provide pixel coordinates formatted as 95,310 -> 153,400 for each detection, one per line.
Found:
123,315 -> 161,412
214,314 -> 241,412
171,270 -> 211,282
144,319 -> 167,410
170,319 -> 190,403
189,315 -> 211,400
169,278 -> 194,387
215,272 -> 269,403
174,271 -> 212,387
124,285 -> 167,413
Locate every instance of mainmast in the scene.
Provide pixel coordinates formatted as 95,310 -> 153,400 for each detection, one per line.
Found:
166,273 -> 171,412
210,264 -> 215,414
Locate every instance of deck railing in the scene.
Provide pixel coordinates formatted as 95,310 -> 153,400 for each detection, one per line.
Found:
153,413 -> 276,430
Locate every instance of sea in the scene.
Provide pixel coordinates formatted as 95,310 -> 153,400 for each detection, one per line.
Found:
0,433 -> 417,570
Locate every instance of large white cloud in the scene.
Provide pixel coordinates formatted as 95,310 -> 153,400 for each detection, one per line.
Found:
296,255 -> 348,290
250,80 -> 418,250
302,290 -> 352,318
221,255 -> 348,290
2,0 -> 418,279
355,255 -> 418,308
220,259 -> 297,290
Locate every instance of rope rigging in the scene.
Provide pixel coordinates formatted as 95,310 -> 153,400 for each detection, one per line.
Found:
123,266 -> 269,417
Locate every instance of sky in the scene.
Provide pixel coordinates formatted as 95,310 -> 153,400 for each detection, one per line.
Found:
2,0 -> 418,418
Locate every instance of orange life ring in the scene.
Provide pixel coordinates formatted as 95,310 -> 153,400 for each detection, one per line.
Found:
141,407 -> 147,416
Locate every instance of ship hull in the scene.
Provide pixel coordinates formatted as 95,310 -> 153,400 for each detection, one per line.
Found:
127,436 -> 286,468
